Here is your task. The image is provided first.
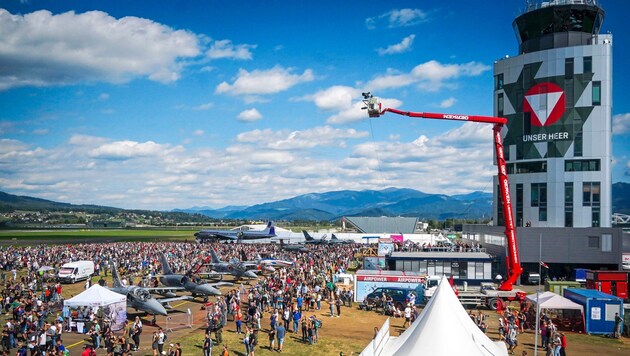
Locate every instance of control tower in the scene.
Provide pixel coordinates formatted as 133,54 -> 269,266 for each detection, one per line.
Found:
493,0 -> 612,228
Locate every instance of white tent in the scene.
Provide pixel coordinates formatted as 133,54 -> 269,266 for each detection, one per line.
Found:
526,291 -> 583,311
64,284 -> 126,307
64,285 -> 127,332
362,275 -> 508,356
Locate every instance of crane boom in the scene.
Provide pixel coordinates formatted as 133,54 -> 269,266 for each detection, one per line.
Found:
363,94 -> 522,291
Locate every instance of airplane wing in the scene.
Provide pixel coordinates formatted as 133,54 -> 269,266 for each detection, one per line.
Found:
156,295 -> 191,306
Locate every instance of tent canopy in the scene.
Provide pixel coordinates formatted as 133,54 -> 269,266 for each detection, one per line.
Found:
526,291 -> 583,311
377,275 -> 508,356
64,284 -> 126,308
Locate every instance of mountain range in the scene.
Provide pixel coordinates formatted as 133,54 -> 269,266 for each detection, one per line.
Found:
2,182 -> 629,222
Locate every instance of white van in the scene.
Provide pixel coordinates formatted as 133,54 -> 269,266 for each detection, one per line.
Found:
58,261 -> 95,284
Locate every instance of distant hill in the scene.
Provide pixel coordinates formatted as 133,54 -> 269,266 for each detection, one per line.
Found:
2,182 -> 629,222
0,191 -> 121,214
182,187 -> 494,221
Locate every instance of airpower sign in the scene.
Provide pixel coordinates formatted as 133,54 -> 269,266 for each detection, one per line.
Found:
522,82 -> 570,143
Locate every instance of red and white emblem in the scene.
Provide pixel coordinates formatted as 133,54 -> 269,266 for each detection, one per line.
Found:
523,82 -> 565,127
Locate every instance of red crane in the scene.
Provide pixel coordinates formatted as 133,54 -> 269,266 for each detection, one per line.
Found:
363,93 -> 522,291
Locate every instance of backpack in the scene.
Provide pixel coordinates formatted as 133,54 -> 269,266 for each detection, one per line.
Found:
163,333 -> 168,341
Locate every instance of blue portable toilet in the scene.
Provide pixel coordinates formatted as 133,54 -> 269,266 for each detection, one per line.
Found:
563,288 -> 624,335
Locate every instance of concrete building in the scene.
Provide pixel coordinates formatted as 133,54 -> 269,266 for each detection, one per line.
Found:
493,0 -> 611,228
463,0 -> 622,279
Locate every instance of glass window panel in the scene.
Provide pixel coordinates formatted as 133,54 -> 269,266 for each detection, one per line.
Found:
411,260 -> 419,272
592,81 -> 601,106
601,234 -> 612,252
484,263 -> 492,280
435,262 -> 444,275
403,261 -> 412,271
396,260 -> 403,270
443,264 -> 452,276
468,265 -> 475,280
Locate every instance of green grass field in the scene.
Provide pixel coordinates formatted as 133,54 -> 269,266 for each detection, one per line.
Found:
0,229 -> 196,241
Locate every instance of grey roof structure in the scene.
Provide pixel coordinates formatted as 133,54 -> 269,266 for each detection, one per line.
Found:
390,251 -> 493,260
344,216 -> 418,234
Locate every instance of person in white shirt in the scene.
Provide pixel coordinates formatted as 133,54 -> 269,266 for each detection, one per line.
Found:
403,304 -> 412,328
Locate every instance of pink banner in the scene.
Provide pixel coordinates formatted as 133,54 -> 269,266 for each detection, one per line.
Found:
390,234 -> 403,243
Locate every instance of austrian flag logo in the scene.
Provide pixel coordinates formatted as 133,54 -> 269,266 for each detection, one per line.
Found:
523,82 -> 566,127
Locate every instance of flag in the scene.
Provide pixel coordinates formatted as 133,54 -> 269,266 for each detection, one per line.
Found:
540,261 -> 549,269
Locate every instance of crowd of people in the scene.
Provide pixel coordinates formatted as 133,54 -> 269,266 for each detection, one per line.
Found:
0,240 -> 357,355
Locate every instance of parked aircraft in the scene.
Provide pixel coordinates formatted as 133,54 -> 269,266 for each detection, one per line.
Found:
279,239 -> 309,253
109,261 -> 188,316
203,249 -> 259,280
194,221 -> 276,242
302,230 -> 329,245
329,233 -> 354,244
158,252 -> 231,299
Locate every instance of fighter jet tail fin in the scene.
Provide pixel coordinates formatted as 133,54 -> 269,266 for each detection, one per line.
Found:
210,249 -> 222,263
159,252 -> 174,275
110,260 -> 123,288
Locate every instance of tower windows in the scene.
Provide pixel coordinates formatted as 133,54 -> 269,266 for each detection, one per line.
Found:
592,81 -> 601,106
584,56 -> 592,73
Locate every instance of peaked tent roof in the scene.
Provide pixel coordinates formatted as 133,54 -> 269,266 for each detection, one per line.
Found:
379,275 -> 507,356
526,291 -> 584,311
64,284 -> 126,308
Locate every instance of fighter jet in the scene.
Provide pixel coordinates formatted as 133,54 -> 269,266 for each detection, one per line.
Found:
108,261 -> 188,316
195,221 -> 276,242
158,252 -> 231,299
328,233 -> 354,244
202,249 -> 259,281
302,231 -> 329,245
279,239 -> 309,253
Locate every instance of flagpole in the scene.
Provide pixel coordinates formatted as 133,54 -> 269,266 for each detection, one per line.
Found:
534,233 -> 542,356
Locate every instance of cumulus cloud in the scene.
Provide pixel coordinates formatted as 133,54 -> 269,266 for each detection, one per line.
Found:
613,113 -> 630,135
215,65 -> 314,96
0,9 -> 200,90
366,8 -> 429,29
206,39 -> 256,60
89,140 -> 180,160
0,121 -> 499,209
236,126 -> 368,150
378,34 -> 415,55
237,108 -> 263,122
364,60 -> 490,92
439,97 -> 457,108
301,86 -> 360,111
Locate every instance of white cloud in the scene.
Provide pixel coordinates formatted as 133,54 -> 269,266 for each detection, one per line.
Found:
98,93 -> 110,101
206,39 -> 256,60
192,102 -> 213,110
364,60 -> 490,92
366,8 -> 429,29
236,126 -> 368,150
89,140 -> 180,160
237,108 -> 262,122
0,9 -> 200,90
378,34 -> 415,56
613,113 -> 630,135
302,86 -> 360,111
0,121 -> 499,209
215,65 -> 314,96
193,129 -> 204,136
439,97 -> 457,108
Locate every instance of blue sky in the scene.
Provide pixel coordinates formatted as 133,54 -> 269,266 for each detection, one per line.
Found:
0,0 -> 628,210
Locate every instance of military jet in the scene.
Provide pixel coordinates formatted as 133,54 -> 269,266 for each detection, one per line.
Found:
158,252 -> 231,299
328,233 -> 354,244
108,261 -> 189,316
195,221 -> 276,242
202,249 -> 259,281
279,239 -> 309,253
302,230 -> 329,245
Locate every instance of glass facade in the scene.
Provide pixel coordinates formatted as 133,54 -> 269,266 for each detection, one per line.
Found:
394,259 -> 491,280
